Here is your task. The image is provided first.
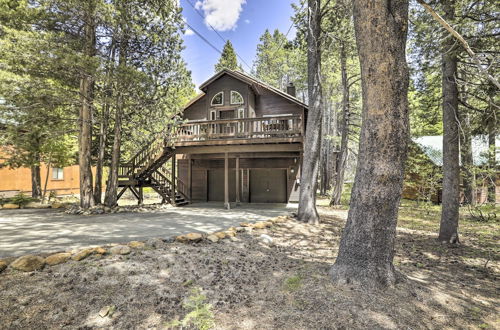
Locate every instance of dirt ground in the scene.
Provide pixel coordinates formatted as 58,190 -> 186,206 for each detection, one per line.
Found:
0,203 -> 498,329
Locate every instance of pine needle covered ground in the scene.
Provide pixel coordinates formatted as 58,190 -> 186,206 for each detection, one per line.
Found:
0,201 -> 498,329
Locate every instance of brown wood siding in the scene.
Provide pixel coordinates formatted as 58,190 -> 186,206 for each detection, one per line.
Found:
191,168 -> 207,201
255,89 -> 304,117
183,95 -> 207,121
178,159 -> 189,194
206,75 -> 248,119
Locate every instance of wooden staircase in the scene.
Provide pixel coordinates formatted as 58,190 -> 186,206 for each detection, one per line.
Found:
117,134 -> 189,206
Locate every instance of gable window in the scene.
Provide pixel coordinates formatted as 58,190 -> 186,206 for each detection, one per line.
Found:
52,168 -> 64,180
230,91 -> 244,105
211,92 -> 224,106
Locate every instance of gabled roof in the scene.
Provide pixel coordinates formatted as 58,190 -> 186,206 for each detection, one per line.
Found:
194,69 -> 308,109
413,135 -> 500,166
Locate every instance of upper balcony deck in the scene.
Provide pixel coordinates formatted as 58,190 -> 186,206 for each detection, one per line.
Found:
172,115 -> 303,147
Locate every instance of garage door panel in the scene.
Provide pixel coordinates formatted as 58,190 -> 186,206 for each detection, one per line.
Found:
208,169 -> 236,202
250,169 -> 286,203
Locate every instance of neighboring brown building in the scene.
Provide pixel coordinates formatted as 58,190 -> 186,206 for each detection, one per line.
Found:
0,155 -> 83,197
403,136 -> 500,204
118,69 -> 306,207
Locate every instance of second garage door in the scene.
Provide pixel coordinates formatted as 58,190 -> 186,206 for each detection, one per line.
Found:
208,169 -> 236,201
250,169 -> 287,203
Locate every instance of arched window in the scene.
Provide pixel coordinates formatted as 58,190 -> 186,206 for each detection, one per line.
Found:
211,92 -> 224,106
230,91 -> 244,105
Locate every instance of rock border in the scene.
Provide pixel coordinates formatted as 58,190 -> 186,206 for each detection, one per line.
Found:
0,215 -> 292,274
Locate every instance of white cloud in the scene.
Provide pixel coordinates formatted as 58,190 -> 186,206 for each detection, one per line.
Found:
244,19 -> 250,24
185,28 -> 195,36
195,0 -> 246,31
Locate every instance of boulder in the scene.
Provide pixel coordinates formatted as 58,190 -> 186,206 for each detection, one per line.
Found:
24,202 -> 51,209
94,247 -> 107,255
45,252 -> 72,265
259,234 -> 274,246
225,231 -> 236,237
176,233 -> 203,243
185,233 -> 203,242
0,260 -> 7,273
146,237 -> 165,248
2,203 -> 20,209
206,234 -> 219,243
51,202 -> 64,209
10,255 -> 45,272
252,222 -> 271,229
235,227 -> 246,232
72,248 -> 95,261
239,222 -> 251,227
128,241 -> 145,249
214,232 -> 227,239
110,245 -> 131,255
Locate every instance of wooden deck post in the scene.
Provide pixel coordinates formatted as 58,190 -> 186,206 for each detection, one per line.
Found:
172,154 -> 176,205
187,155 -> 192,201
236,156 -> 240,205
224,152 -> 230,209
138,185 -> 144,205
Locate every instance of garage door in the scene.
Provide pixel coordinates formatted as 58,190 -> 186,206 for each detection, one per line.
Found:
208,169 -> 236,201
250,169 -> 287,203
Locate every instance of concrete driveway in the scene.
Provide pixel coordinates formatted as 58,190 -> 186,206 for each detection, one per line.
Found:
0,203 -> 296,258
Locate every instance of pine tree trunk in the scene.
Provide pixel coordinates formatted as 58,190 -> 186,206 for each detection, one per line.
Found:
460,114 -> 474,205
78,2 -> 96,209
94,110 -> 107,204
30,164 -> 42,199
104,104 -> 122,207
94,44 -> 116,204
487,107 -> 497,204
330,43 -> 349,206
105,31 -> 127,208
298,0 -> 322,225
330,0 -> 409,288
439,0 -> 460,244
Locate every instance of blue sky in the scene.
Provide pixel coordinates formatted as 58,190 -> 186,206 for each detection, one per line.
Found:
180,0 -> 300,88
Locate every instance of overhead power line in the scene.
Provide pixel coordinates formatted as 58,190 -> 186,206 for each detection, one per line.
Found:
184,21 -> 222,56
185,0 -> 253,72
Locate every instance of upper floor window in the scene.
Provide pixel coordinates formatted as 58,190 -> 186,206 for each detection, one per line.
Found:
230,91 -> 244,105
211,92 -> 224,106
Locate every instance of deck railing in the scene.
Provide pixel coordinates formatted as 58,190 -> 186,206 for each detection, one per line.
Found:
174,115 -> 302,142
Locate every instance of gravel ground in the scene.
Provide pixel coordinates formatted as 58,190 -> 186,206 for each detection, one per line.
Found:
0,206 -> 498,329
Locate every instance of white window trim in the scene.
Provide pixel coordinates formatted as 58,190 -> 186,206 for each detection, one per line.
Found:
52,168 -> 64,180
210,110 -> 216,120
211,91 -> 224,106
230,91 -> 244,105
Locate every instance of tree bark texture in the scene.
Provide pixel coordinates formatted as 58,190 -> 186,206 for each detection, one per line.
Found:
330,42 -> 349,206
105,28 -> 127,207
487,108 -> 497,204
298,0 -> 322,225
78,3 -> 96,209
439,0 -> 460,244
330,0 -> 410,288
460,113 -> 474,205
30,164 -> 42,199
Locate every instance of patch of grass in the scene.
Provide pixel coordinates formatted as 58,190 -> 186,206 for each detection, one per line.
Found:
166,287 -> 215,330
283,275 -> 302,292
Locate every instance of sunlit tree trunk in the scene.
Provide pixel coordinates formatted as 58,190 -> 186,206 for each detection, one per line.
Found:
330,42 -> 349,206
439,0 -> 460,243
298,0 -> 322,225
330,0 -> 410,288
78,1 -> 96,209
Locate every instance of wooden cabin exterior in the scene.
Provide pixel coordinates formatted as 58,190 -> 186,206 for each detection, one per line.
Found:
117,69 -> 306,208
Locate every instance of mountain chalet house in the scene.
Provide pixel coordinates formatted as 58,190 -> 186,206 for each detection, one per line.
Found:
118,69 -> 306,208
